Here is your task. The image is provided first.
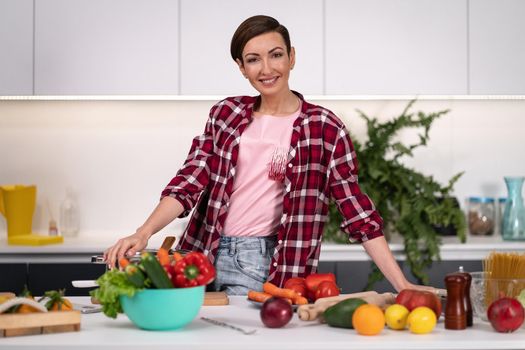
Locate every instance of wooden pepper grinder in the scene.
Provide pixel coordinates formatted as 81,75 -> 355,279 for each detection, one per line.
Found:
444,273 -> 467,330
457,266 -> 473,327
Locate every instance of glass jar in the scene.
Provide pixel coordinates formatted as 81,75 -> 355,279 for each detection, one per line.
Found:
467,197 -> 495,236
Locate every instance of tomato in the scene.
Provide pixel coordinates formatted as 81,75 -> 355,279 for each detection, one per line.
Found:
287,283 -> 307,298
314,280 -> 340,300
284,277 -> 306,289
396,289 -> 442,318
304,273 -> 336,293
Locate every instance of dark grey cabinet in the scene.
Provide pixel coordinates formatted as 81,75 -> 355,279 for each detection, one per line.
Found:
3,260 -> 483,296
27,263 -> 106,296
0,264 -> 28,295
319,260 -> 482,293
1,263 -> 105,296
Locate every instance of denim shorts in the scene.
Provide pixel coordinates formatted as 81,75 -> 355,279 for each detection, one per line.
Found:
210,235 -> 277,295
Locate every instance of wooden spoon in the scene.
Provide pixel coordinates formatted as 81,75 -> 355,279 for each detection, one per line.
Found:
160,236 -> 176,251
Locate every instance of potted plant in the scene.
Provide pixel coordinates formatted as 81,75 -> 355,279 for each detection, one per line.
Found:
323,100 -> 466,288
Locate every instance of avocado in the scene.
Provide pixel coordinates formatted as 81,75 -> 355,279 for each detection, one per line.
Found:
323,298 -> 367,328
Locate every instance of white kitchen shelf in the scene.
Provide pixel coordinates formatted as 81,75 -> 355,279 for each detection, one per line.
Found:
320,235 -> 525,262
0,233 -> 523,264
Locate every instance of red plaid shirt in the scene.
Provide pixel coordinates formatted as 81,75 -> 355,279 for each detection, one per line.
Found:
161,92 -> 383,287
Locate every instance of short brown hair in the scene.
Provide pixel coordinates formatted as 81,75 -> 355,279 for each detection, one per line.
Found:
230,15 -> 291,63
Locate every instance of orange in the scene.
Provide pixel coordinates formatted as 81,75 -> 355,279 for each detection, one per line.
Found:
352,304 -> 385,336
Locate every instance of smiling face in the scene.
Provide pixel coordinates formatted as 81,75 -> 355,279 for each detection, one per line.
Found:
237,31 -> 295,98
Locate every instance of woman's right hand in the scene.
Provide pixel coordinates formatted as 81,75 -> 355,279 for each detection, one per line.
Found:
103,232 -> 149,269
103,196 -> 185,269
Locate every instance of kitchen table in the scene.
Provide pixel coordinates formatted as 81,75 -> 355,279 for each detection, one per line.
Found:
1,296 -> 524,350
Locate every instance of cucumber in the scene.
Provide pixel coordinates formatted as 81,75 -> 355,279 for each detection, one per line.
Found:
124,264 -> 147,288
140,252 -> 173,289
323,298 -> 367,329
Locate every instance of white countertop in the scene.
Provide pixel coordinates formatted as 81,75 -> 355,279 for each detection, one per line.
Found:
1,232 -> 524,263
0,296 -> 524,350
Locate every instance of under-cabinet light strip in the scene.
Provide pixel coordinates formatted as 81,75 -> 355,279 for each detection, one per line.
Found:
1,95 -> 525,101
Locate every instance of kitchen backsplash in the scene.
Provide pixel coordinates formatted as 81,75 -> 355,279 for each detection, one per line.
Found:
1,97 -> 524,239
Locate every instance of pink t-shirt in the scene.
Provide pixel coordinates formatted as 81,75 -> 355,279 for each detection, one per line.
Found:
222,109 -> 300,237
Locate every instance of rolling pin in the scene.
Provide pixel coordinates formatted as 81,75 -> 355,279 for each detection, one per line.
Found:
297,291 -> 396,321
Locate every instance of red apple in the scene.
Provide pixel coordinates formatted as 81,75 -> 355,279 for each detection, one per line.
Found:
260,297 -> 293,328
487,297 -> 525,333
396,289 -> 442,318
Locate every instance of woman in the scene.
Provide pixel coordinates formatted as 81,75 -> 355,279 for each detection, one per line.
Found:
104,15 -> 427,295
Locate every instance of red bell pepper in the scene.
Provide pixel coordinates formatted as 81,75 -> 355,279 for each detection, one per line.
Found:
171,252 -> 216,288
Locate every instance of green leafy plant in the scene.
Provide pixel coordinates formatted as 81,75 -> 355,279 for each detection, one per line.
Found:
324,100 -> 466,288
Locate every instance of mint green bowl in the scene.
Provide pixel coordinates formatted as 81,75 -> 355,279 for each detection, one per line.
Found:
120,286 -> 205,330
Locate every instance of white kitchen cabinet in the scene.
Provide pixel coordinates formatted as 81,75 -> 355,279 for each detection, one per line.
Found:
179,0 -> 324,96
0,0 -> 33,95
34,0 -> 179,95
469,0 -> 525,94
325,0 -> 468,95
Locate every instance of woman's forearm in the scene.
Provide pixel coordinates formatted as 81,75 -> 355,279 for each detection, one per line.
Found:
362,236 -> 410,292
136,196 -> 185,238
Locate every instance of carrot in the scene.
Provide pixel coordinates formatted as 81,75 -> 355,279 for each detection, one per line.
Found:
293,295 -> 309,305
50,298 -> 73,311
118,257 -> 130,269
173,251 -> 184,262
17,296 -> 41,313
43,289 -> 73,311
263,282 -> 298,300
157,248 -> 171,266
248,290 -> 272,303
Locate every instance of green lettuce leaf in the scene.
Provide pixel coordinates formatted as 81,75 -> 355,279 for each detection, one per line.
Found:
89,269 -> 140,319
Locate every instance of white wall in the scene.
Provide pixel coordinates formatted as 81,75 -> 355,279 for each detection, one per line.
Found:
1,98 -> 524,240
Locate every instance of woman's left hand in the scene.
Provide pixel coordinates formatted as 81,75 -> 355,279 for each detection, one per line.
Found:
402,282 -> 443,296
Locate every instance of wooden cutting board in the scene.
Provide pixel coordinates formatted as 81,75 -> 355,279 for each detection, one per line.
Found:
0,311 -> 81,337
204,292 -> 229,306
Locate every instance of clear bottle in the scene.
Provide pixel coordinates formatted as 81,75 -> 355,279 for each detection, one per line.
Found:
60,188 -> 80,237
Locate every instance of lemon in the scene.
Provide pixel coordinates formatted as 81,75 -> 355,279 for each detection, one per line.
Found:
406,306 -> 437,334
385,304 -> 410,330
